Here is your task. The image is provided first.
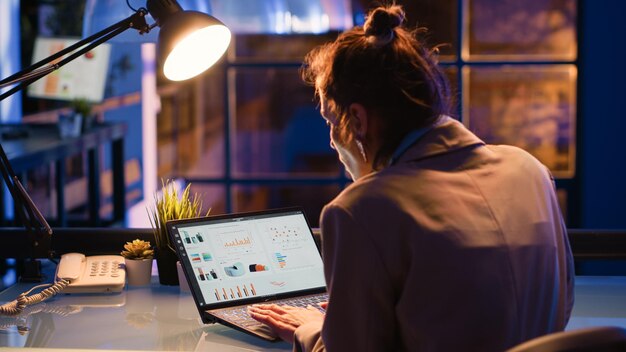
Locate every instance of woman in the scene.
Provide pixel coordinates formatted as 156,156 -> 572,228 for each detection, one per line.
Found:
249,4 -> 574,351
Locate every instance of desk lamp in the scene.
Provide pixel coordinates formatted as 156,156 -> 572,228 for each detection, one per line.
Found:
0,0 -> 231,97
0,0 -> 231,281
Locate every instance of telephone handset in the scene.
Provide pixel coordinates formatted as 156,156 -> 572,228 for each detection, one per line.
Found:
55,253 -> 126,293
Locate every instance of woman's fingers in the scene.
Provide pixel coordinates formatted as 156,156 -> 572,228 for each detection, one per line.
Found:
251,304 -> 290,314
248,304 -> 300,343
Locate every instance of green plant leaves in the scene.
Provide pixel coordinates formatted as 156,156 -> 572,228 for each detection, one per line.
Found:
147,179 -> 211,253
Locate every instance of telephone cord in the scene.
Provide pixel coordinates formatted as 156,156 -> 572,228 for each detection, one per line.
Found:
0,279 -> 70,316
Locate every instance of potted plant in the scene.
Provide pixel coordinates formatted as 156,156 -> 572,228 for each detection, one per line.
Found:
148,179 -> 209,285
121,239 -> 154,286
58,98 -> 86,138
70,97 -> 96,133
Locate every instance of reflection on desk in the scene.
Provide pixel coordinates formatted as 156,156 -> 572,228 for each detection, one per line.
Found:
1,264 -> 625,350
0,261 -> 290,351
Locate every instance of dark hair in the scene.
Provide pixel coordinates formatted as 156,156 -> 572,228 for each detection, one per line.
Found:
301,4 -> 454,169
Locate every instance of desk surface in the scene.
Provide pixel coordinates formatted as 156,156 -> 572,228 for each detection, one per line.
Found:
1,262 -> 625,351
0,260 -> 290,351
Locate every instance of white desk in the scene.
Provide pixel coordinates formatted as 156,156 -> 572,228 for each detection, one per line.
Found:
0,260 -> 290,351
1,262 -> 625,351
567,276 -> 626,330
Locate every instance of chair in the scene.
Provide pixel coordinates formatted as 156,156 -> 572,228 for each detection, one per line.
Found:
506,326 -> 626,352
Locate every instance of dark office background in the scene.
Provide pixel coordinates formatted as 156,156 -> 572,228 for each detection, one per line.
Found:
579,0 -> 626,229
2,0 -> 626,288
7,0 -> 625,229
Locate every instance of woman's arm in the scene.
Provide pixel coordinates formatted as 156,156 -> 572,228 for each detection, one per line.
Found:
316,204 -> 399,351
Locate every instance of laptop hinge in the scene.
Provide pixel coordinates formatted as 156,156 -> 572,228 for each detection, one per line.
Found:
202,313 -> 218,324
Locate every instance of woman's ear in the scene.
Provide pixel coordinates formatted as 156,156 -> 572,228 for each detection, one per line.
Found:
348,103 -> 368,139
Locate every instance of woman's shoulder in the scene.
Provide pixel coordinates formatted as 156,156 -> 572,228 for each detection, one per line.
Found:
328,172 -> 405,213
486,144 -> 551,175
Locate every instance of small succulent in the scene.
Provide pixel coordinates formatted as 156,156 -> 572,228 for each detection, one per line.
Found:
121,239 -> 154,260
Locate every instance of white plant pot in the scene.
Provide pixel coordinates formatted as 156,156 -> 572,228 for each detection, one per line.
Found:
125,258 -> 153,286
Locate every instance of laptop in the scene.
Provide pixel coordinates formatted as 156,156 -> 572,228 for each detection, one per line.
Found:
167,207 -> 328,341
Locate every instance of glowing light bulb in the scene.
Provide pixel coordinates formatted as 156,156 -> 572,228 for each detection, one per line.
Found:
163,24 -> 231,81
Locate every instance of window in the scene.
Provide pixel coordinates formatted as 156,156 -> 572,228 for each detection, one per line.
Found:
158,0 -> 578,226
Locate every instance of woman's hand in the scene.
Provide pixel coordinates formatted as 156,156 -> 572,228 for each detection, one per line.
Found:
248,304 -> 325,343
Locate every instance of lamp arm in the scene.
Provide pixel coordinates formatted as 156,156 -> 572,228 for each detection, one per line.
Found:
0,9 -> 150,260
0,24 -> 129,102
0,66 -> 57,90
0,9 -> 150,102
0,148 -> 52,266
14,176 -> 52,236
0,144 -> 28,229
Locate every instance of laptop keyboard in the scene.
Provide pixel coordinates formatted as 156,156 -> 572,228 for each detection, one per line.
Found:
212,293 -> 328,328
273,293 -> 329,310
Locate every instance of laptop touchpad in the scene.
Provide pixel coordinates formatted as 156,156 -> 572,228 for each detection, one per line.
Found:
249,324 -> 278,341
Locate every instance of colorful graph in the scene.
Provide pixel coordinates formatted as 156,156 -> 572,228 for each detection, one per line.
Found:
197,267 -> 218,281
270,225 -> 299,241
197,267 -> 207,281
214,283 -> 258,301
224,236 -> 251,247
268,225 -> 309,250
183,230 -> 204,244
217,229 -> 253,252
275,252 -> 287,268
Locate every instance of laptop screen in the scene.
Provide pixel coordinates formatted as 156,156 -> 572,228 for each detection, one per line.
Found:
169,208 -> 326,308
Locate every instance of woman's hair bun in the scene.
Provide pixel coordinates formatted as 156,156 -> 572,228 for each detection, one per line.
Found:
363,5 -> 405,40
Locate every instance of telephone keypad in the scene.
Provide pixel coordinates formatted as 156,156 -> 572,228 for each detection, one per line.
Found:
111,261 -> 120,277
85,261 -> 116,276
59,255 -> 126,294
90,262 -> 98,276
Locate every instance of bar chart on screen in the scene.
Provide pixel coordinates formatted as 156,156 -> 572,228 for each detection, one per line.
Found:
182,230 -> 206,245
275,252 -> 287,268
272,249 -> 319,271
196,267 -> 219,281
213,283 -> 257,301
224,236 -> 251,247
217,229 -> 255,254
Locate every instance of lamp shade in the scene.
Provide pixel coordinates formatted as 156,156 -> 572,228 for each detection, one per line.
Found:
82,0 -> 213,43
157,11 -> 231,81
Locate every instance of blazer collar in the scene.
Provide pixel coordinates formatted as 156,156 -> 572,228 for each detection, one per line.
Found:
394,116 -> 485,164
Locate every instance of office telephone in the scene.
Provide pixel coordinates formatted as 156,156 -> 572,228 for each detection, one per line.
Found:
56,253 -> 126,294
0,253 -> 126,316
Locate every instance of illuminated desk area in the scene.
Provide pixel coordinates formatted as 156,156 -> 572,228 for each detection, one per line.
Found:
0,260 -> 625,351
0,260 -> 291,351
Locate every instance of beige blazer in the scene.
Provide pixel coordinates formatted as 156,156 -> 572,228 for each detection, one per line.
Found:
294,117 -> 575,352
